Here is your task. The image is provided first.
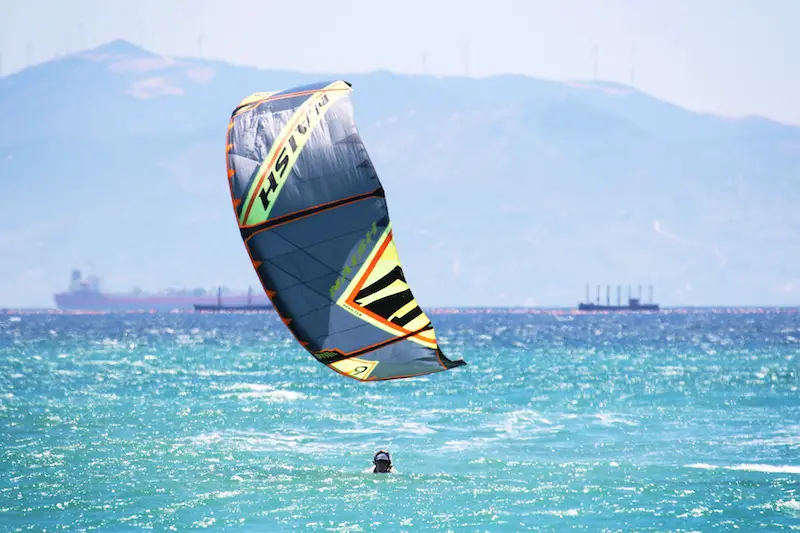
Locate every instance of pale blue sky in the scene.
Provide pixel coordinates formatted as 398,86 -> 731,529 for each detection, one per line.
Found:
1,0 -> 798,123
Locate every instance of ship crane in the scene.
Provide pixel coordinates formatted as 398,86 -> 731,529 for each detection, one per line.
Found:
577,283 -> 660,312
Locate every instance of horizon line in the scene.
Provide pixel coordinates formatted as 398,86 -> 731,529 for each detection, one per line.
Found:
2,305 -> 798,315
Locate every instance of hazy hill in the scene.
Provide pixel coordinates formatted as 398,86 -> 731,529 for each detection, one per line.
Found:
1,39 -> 798,307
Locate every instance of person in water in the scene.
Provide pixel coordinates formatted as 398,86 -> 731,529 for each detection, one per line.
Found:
372,450 -> 393,473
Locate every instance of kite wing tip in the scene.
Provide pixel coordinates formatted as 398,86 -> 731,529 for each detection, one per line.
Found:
437,347 -> 467,369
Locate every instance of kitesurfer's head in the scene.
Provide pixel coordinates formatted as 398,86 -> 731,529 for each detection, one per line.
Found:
373,450 -> 392,473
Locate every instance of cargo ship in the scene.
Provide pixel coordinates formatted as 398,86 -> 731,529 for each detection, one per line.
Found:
53,270 -> 273,311
577,284 -> 660,312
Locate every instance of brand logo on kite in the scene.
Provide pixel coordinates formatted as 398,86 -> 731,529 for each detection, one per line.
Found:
313,351 -> 338,361
238,81 -> 351,227
329,221 -> 379,300
256,94 -> 332,216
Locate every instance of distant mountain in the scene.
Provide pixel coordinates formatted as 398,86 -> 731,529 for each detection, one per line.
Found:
1,39 -> 798,307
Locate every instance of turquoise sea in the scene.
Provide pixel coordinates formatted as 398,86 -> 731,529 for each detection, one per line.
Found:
1,310 -> 798,532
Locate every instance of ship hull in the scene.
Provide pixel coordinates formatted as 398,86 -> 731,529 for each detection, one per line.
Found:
53,291 -> 273,311
577,303 -> 660,312
194,304 -> 274,312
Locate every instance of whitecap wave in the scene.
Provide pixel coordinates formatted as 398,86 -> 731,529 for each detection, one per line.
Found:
686,463 -> 800,474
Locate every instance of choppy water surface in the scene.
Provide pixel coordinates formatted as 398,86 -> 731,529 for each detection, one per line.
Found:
1,310 -> 798,532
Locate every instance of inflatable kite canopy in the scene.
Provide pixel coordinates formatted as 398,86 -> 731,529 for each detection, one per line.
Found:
225,80 -> 467,381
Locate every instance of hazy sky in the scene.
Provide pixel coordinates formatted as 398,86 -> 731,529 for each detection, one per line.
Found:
1,0 -> 798,124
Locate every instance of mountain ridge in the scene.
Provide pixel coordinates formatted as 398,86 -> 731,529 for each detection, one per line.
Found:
1,40 -> 798,307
